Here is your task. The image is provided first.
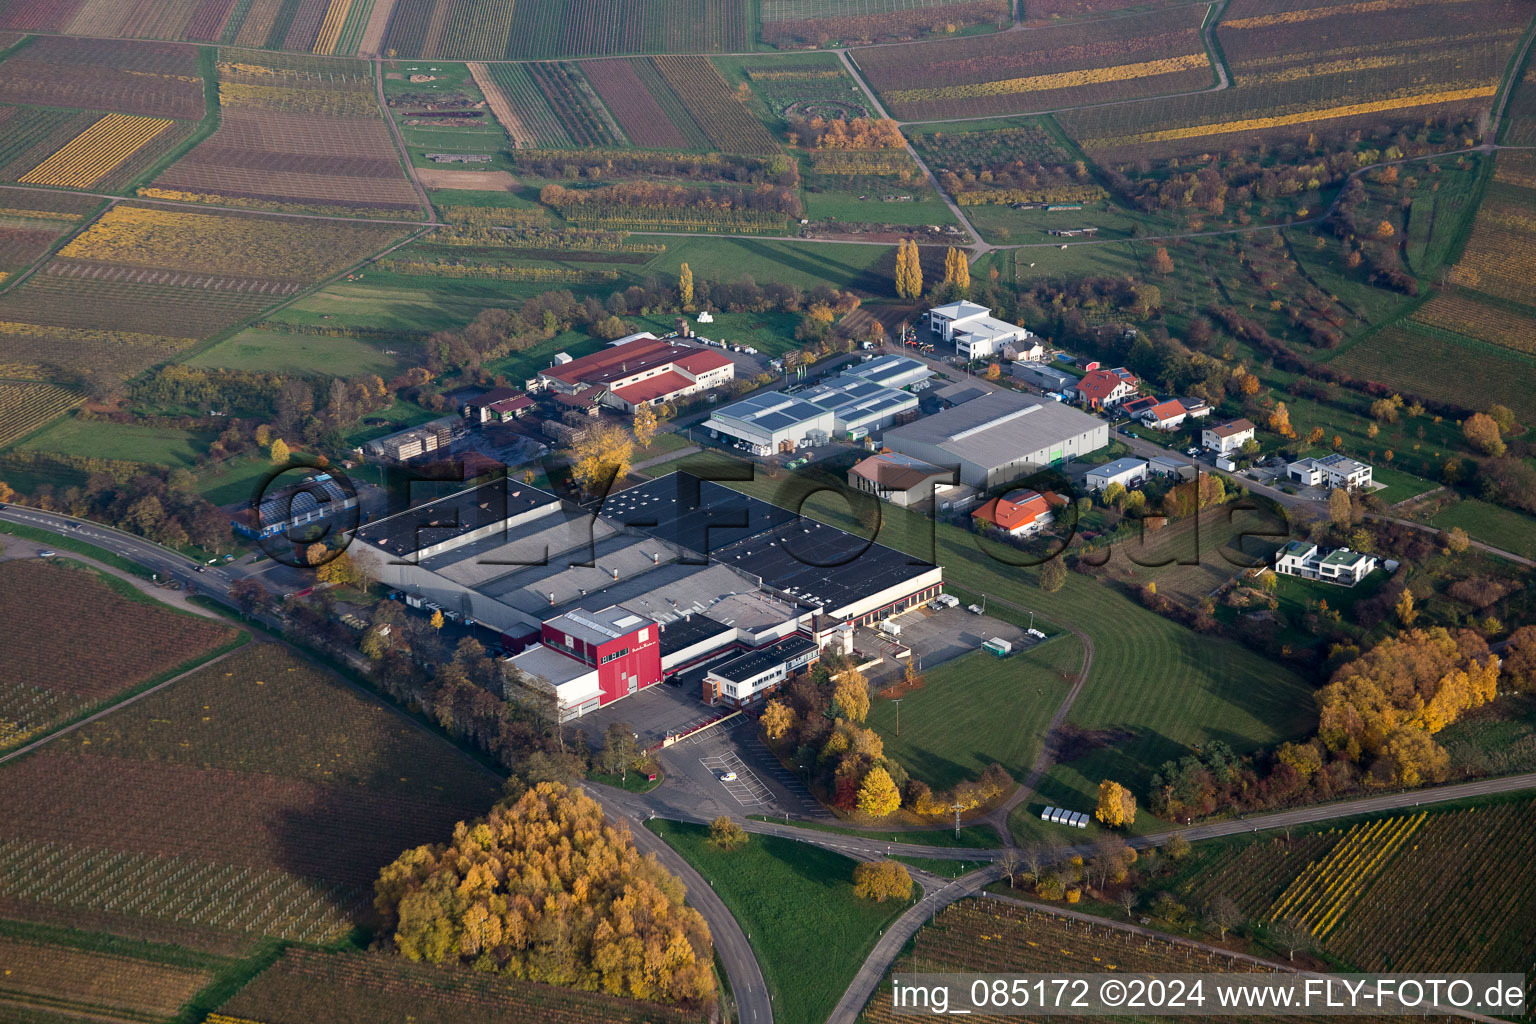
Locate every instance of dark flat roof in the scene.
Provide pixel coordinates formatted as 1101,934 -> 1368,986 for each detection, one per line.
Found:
707,634 -> 819,683
657,612 -> 732,657
354,479 -> 561,558
602,472 -> 937,616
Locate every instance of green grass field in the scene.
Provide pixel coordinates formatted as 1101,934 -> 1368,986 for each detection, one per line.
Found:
18,418 -> 212,470
867,641 -> 1078,792
801,190 -> 958,228
646,819 -> 912,1024
188,328 -> 406,378
1430,499 -> 1536,560
637,237 -> 896,296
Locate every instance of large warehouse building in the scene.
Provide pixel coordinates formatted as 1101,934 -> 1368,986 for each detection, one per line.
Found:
526,336 -> 735,412
355,471 -> 943,719
881,390 -> 1109,489
701,391 -> 834,454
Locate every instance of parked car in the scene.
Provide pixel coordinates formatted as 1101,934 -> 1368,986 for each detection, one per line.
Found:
718,771 -> 738,782
37,549 -> 55,557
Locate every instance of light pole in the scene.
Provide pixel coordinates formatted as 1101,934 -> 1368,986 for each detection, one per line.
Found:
950,802 -> 965,839
892,698 -> 902,736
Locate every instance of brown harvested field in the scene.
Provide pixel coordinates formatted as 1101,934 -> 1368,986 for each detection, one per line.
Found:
1022,0 -> 1193,18
415,167 -> 516,190
0,644 -> 501,950
217,947 -> 708,1024
583,57 -> 689,148
0,936 -> 213,1021
0,559 -> 239,749
0,37 -> 205,119
763,0 -> 1007,47
358,0 -> 399,55
855,4 -> 1211,119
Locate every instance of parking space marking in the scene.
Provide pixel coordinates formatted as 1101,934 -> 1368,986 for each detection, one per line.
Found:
700,752 -> 773,806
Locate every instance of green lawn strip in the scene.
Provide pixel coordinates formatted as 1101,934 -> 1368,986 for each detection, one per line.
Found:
646,819 -> 913,1024
867,643 -> 1077,793
636,236 -> 896,295
1429,499 -> 1536,560
188,327 -> 404,378
17,416 -> 213,470
744,816 -> 999,849
0,520 -> 153,578
587,770 -> 663,793
887,856 -> 991,877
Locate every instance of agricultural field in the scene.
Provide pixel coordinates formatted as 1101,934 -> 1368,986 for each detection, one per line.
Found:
0,203 -> 410,383
0,379 -> 81,447
865,641 -> 1077,792
0,37 -> 207,119
854,5 -> 1213,120
0,643 -> 501,952
148,48 -> 422,215
0,935 -> 215,1023
1168,797 -> 1536,978
1060,0 -> 1528,160
477,60 -> 627,148
1022,0 -> 1200,19
649,819 -> 912,1024
1501,45 -> 1536,145
0,188 -> 97,284
212,947 -> 708,1024
762,0 -> 1009,48
0,558 -> 239,750
1437,151 -> 1536,315
382,0 -> 752,60
0,0 -> 377,51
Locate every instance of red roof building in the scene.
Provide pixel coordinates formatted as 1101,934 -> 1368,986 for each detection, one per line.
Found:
1072,367 -> 1139,407
1140,398 -> 1189,429
971,488 -> 1066,536
533,338 -> 735,411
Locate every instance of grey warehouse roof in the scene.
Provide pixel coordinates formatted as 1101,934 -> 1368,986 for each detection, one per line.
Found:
801,376 -> 915,425
708,391 -> 829,434
883,391 -> 1104,471
354,479 -> 560,558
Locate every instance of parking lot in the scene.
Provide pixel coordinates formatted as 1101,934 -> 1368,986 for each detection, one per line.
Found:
699,750 -> 773,807
578,677 -> 717,749
855,604 -> 1033,682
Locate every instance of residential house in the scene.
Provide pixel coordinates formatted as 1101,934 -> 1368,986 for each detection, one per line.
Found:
1072,367 -> 1139,408
971,488 -> 1066,537
1287,453 -> 1373,490
927,300 -> 1036,360
1203,418 -> 1256,454
1274,541 -> 1378,586
1140,398 -> 1191,430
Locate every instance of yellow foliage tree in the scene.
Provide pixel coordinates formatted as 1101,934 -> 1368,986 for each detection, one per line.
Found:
632,402 -> 658,449
678,262 -> 694,309
429,609 -> 444,630
570,423 -> 635,496
894,238 -> 923,300
832,670 -> 870,723
856,765 -> 901,818
942,246 -> 969,293
761,699 -> 795,742
1095,779 -> 1136,828
268,437 -> 290,465
852,859 -> 913,902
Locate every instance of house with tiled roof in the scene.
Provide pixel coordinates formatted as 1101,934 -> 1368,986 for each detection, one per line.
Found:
1202,418 -> 1255,454
971,487 -> 1067,537
1071,366 -> 1139,408
1140,398 -> 1192,430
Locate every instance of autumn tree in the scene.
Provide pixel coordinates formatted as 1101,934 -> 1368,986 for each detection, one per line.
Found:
1486,404 -> 1515,433
1152,246 -> 1175,275
1267,401 -> 1294,438
1443,527 -> 1470,554
570,423 -> 635,497
1502,625 -> 1536,692
894,238 -> 923,300
632,402 -> 658,449
942,246 -> 970,293
600,721 -> 639,780
857,765 -> 901,818
1395,589 -> 1416,626
678,262 -> 694,309
316,550 -> 363,588
1095,779 -> 1136,827
429,609 -> 444,630
268,437 -> 290,465
761,699 -> 795,742
1040,556 -> 1067,592
1328,487 -> 1352,527
374,782 -> 716,1004
1463,412 -> 1505,456
853,859 -> 913,902
708,815 -> 748,851
1207,895 -> 1243,940
831,670 -> 870,723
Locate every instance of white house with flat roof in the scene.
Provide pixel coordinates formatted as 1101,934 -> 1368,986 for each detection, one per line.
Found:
927,301 -> 1036,361
1288,454 -> 1373,490
1274,541 -> 1377,586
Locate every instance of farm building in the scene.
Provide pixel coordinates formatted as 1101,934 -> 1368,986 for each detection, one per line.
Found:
1274,541 -> 1378,586
1071,367 -> 1139,408
1287,454 -> 1373,490
881,390 -> 1109,489
841,354 -> 933,390
527,337 -> 734,412
1203,418 -> 1256,453
800,376 -> 918,437
971,488 -> 1066,537
230,472 -> 357,540
1086,457 -> 1149,492
462,386 -> 534,424
926,300 -> 1036,360
703,391 -> 834,454
848,451 -> 959,508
